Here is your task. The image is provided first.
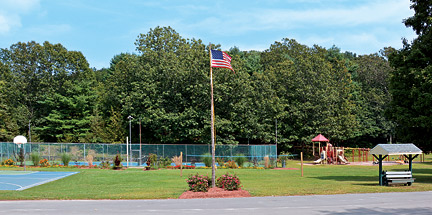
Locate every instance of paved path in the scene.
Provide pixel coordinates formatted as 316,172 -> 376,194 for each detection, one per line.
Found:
1,191 -> 431,215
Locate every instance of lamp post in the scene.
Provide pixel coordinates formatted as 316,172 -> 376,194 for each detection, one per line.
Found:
127,115 -> 133,165
139,118 -> 142,166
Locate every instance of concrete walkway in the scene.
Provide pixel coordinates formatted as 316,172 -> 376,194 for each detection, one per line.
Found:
1,191 -> 431,215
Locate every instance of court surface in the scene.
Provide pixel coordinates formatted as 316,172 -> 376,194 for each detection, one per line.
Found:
0,171 -> 78,191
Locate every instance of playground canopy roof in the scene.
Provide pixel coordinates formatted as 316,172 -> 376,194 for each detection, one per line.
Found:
369,144 -> 422,156
311,134 -> 329,142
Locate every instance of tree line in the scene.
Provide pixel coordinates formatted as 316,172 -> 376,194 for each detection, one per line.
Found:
0,0 -> 430,151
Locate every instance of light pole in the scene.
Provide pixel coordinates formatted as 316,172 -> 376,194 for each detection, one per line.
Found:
28,120 -> 31,143
127,115 -> 133,165
139,118 -> 142,166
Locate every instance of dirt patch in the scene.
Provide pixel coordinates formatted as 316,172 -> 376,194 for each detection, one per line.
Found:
179,187 -> 251,199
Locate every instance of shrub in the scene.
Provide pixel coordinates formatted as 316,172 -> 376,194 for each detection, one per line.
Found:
224,160 -> 238,169
216,173 -> 242,191
2,159 -> 15,166
202,153 -> 212,167
186,173 -> 211,192
264,156 -> 270,168
29,153 -> 40,166
159,156 -> 172,168
113,154 -> 123,170
86,154 -> 94,166
61,153 -> 72,167
216,157 -> 225,166
171,155 -> 182,166
39,158 -> 50,167
99,161 -> 110,169
234,154 -> 247,167
146,153 -> 157,168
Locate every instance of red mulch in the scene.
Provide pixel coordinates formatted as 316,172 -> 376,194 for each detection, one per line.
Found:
179,187 -> 251,199
273,167 -> 300,170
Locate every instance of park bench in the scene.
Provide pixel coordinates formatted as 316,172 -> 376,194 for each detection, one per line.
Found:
382,171 -> 414,186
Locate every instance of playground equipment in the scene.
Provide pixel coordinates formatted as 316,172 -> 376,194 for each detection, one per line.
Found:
313,142 -> 349,165
311,134 -> 329,156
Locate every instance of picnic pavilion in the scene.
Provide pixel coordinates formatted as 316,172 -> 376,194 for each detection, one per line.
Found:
369,143 -> 423,186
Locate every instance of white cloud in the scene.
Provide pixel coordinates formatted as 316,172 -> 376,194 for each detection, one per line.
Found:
1,0 -> 39,12
184,0 -> 413,36
0,0 -> 40,34
0,14 -> 21,34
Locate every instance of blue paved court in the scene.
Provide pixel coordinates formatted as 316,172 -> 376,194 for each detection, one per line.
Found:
0,171 -> 78,191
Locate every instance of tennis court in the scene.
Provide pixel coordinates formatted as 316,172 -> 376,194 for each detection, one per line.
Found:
0,171 -> 78,191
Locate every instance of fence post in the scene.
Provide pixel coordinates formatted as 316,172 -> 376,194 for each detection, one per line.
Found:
185,145 -> 188,163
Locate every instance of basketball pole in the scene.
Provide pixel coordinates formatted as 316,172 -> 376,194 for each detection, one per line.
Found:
23,144 -> 26,171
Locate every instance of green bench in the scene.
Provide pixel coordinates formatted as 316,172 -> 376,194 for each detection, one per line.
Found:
382,171 -> 415,186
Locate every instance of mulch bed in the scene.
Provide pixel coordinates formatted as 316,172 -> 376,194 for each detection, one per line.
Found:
179,187 -> 251,199
273,167 -> 300,170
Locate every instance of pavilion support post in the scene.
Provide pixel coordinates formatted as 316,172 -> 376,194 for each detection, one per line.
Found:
373,154 -> 388,186
404,154 -> 419,173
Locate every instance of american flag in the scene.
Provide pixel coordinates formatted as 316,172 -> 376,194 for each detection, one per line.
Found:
211,50 -> 234,71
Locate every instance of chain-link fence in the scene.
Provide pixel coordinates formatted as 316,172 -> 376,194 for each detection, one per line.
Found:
0,142 -> 276,166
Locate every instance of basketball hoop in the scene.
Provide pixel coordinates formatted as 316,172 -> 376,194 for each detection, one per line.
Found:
13,135 -> 27,146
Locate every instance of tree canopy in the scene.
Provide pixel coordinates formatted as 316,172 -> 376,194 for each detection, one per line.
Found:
387,0 -> 432,151
0,16 -> 427,151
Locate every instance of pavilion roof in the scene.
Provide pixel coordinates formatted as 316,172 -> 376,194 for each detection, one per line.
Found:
369,144 -> 422,156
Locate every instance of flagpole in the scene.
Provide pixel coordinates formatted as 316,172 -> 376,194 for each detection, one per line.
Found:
209,45 -> 216,188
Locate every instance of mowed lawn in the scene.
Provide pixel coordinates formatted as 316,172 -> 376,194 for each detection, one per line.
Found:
0,159 -> 431,200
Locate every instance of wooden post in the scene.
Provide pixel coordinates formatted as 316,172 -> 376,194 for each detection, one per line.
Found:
312,142 -> 315,156
301,152 -> 303,177
366,148 -> 369,162
180,152 -> 183,177
358,148 -> 361,162
352,149 -> 354,162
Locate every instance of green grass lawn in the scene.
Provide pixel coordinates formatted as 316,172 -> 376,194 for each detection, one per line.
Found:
0,159 -> 431,200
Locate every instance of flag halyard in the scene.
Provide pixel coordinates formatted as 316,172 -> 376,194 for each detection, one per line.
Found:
211,50 -> 234,71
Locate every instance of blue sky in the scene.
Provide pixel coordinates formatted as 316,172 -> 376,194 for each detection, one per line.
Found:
0,0 -> 416,69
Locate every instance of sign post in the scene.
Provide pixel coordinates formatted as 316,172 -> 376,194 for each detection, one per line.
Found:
13,135 -> 27,171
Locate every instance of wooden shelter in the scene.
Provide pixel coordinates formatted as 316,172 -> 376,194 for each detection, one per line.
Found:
369,143 -> 422,186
